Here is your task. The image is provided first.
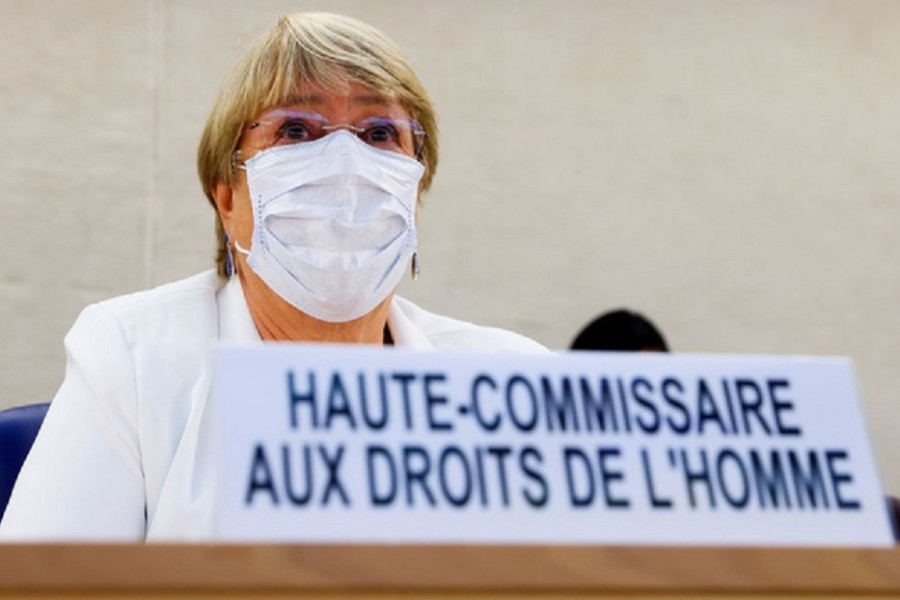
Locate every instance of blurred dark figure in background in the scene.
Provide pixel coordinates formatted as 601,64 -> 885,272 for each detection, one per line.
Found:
570,309 -> 669,352
890,496 -> 900,543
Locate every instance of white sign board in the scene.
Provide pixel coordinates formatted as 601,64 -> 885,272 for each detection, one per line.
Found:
212,344 -> 894,546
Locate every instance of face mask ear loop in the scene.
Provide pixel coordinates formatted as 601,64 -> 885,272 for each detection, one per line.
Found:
411,250 -> 420,281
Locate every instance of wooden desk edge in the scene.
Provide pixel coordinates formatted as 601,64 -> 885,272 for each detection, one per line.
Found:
0,544 -> 898,593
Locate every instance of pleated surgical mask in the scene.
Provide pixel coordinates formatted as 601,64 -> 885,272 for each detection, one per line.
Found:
234,130 -> 424,322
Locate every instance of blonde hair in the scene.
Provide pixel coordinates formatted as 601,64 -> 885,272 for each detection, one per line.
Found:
197,12 -> 439,276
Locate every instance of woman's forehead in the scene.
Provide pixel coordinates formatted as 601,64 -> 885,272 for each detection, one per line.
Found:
263,80 -> 407,117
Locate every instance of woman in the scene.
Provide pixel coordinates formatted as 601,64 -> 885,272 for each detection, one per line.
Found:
0,12 -> 545,541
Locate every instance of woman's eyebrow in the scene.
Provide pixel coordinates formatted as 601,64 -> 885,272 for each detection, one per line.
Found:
282,93 -> 391,107
351,94 -> 391,106
282,93 -> 324,106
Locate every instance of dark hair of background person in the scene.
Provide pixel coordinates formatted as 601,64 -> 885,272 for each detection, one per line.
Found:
570,309 -> 669,352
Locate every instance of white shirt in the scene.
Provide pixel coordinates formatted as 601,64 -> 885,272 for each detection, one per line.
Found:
0,271 -> 546,541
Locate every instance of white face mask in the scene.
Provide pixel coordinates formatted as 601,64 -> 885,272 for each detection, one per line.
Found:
234,130 -> 424,323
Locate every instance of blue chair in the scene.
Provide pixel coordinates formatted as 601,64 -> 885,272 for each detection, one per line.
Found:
0,403 -> 50,522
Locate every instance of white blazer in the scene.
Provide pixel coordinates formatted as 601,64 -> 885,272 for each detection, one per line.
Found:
0,271 -> 546,541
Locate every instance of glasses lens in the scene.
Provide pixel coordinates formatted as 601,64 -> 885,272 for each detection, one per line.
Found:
351,116 -> 424,156
246,109 -> 426,158
248,109 -> 328,150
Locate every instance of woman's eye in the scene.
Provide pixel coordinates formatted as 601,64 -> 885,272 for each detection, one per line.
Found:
362,122 -> 398,145
277,119 -> 314,142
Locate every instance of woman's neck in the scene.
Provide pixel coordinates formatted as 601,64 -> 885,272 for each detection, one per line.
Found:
237,269 -> 391,344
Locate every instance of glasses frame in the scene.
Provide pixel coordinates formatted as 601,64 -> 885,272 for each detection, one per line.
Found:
232,108 -> 427,169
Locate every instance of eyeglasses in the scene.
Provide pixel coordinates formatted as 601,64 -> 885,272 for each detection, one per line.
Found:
235,108 -> 426,165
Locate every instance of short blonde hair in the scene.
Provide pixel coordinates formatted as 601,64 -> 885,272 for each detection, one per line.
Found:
197,12 -> 439,276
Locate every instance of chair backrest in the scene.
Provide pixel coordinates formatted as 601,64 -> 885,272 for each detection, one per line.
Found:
0,403 -> 50,522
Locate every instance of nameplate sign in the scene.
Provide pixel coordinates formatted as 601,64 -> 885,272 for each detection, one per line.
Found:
212,344 -> 894,546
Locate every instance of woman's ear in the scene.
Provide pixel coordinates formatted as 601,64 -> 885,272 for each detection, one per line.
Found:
211,182 -> 235,232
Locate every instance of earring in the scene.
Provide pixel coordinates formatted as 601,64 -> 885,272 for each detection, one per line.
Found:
411,251 -> 420,280
225,233 -> 235,278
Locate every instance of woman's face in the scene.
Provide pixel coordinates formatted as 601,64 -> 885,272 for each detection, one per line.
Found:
217,80 -> 419,252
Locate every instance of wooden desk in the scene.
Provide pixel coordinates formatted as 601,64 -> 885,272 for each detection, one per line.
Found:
0,544 -> 898,598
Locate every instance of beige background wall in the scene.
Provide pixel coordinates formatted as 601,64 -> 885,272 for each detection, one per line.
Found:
1,0 -> 898,495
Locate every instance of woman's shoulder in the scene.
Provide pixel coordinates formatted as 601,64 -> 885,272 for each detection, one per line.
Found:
92,270 -> 221,316
391,296 -> 549,353
76,270 -> 219,329
69,270 -> 222,350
